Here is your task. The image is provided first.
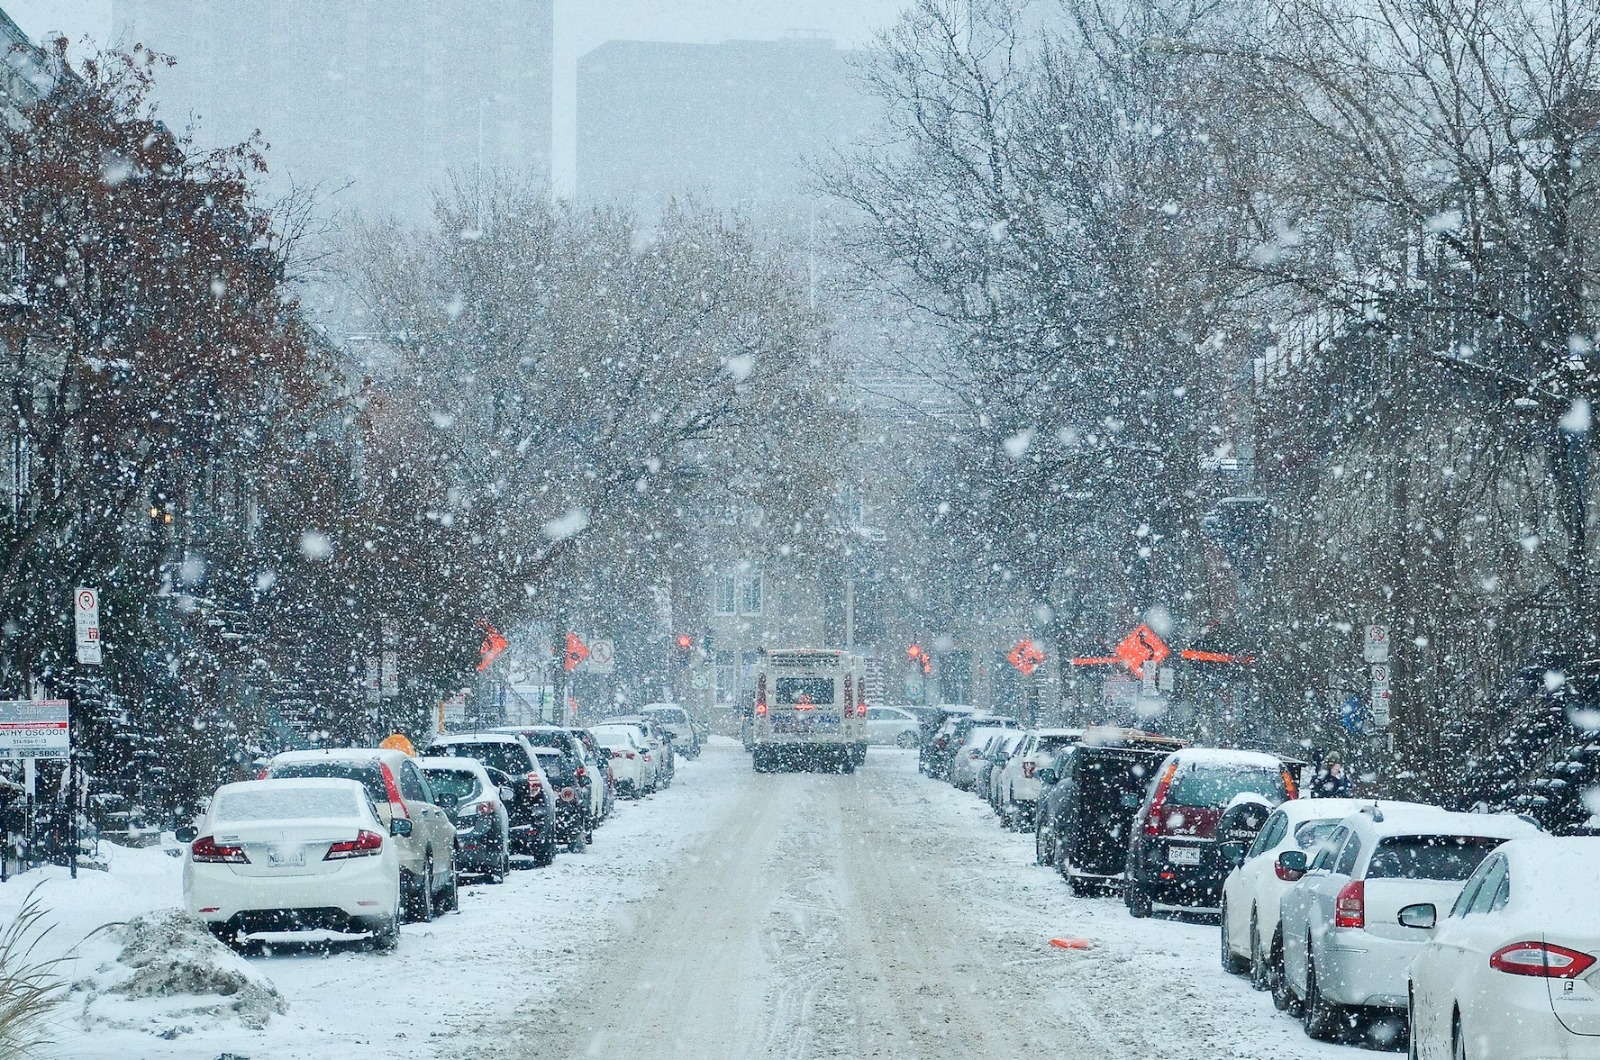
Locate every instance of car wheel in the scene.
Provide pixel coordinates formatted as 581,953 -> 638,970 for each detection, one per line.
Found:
1302,945 -> 1342,1041
1270,933 -> 1297,1013
1220,899 -> 1248,974
440,850 -> 460,913
411,854 -> 437,923
1067,873 -> 1093,897
371,892 -> 401,953
1125,878 -> 1152,918
206,922 -> 240,949
1407,988 -> 1420,1060
566,817 -> 588,853
1452,1011 -> 1466,1060
487,839 -> 509,884
1034,820 -> 1050,866
533,819 -> 558,867
1249,913 -> 1270,991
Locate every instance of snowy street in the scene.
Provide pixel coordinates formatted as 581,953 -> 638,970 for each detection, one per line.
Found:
9,740 -> 1367,1059
450,742 -> 1350,1060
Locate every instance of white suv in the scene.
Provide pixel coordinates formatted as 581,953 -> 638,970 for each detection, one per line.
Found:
1277,802 -> 1539,1040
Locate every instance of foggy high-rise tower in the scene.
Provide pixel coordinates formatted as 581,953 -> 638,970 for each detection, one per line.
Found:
113,0 -> 553,225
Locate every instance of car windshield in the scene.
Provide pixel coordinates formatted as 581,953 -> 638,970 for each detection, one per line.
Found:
215,786 -> 362,822
646,708 -> 688,724
423,770 -> 481,805
433,742 -> 530,778
1167,765 -> 1288,808
269,762 -> 387,805
1365,835 -> 1505,881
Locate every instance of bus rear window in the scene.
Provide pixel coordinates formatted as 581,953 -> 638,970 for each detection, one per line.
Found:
776,677 -> 835,704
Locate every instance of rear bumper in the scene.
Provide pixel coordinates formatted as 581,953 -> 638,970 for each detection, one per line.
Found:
1131,841 -> 1226,909
185,857 -> 399,927
1315,931 -> 1418,1008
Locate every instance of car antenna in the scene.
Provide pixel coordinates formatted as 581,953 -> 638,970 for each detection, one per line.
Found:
1361,801 -> 1383,823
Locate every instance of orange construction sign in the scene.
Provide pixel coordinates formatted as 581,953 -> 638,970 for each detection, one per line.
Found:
1113,625 -> 1170,677
1008,639 -> 1046,676
564,632 -> 590,671
476,620 -> 508,672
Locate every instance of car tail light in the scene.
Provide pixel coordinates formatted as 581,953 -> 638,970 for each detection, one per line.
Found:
1491,942 -> 1597,978
1334,880 -> 1365,929
1143,761 -> 1179,836
559,787 -> 578,803
1281,767 -> 1298,799
527,774 -> 543,800
191,836 -> 250,864
756,675 -> 767,715
642,753 -> 652,762
380,763 -> 409,820
324,829 -> 384,860
1023,762 -> 1036,779
256,767 -> 268,780
576,765 -> 587,781
474,801 -> 495,817
1274,859 -> 1299,881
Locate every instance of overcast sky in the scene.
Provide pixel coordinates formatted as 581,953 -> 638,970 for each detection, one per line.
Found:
3,0 -> 910,194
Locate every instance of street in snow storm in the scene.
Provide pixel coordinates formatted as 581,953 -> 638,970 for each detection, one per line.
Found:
0,0 -> 1595,1058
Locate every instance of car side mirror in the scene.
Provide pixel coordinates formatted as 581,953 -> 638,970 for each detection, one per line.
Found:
1037,767 -> 1058,786
1220,841 -> 1246,868
390,818 -> 413,838
1398,902 -> 1437,930
499,785 -> 517,804
1276,849 -> 1307,882
174,825 -> 197,843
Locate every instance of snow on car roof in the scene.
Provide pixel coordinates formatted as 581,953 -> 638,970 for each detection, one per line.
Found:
269,747 -> 396,766
1168,748 -> 1287,770
1031,728 -> 1084,738
1276,797 -> 1369,822
1500,837 -> 1600,923
431,732 -> 525,744
417,756 -> 489,775
1340,801 -> 1540,839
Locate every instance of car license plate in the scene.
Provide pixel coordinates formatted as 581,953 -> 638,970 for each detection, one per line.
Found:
268,848 -> 306,869
1169,845 -> 1201,867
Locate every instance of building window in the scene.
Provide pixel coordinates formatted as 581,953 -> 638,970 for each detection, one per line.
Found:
714,573 -> 737,615
739,572 -> 763,616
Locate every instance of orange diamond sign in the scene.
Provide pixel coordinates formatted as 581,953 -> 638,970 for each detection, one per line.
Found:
1008,639 -> 1046,676
1114,624 -> 1170,678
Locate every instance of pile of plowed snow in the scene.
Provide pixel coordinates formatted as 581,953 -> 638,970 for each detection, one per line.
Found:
72,909 -> 285,1037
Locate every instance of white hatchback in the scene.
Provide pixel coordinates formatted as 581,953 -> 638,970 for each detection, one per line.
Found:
1277,802 -> 1539,1041
1407,836 -> 1600,1060
593,723 -> 658,794
182,778 -> 404,949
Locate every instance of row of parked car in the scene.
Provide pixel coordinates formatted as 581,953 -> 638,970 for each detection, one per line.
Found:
180,704 -> 701,951
925,707 -> 1600,1058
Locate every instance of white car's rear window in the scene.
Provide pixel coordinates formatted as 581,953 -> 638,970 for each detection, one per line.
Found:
216,786 -> 361,822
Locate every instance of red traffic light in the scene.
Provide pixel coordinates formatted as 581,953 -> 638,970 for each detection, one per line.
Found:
675,634 -> 694,650
907,644 -> 923,659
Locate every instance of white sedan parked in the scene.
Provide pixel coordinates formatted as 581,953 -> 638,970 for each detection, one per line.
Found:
182,778 -> 404,950
1218,797 -> 1366,998
864,706 -> 921,747
1407,836 -> 1600,1060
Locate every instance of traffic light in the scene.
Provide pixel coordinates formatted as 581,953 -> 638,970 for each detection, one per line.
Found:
907,643 -> 931,675
673,633 -> 694,670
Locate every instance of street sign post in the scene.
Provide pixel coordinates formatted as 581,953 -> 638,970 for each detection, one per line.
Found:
1363,624 -> 1390,664
0,700 -> 69,760
1370,686 -> 1392,727
73,588 -> 101,666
